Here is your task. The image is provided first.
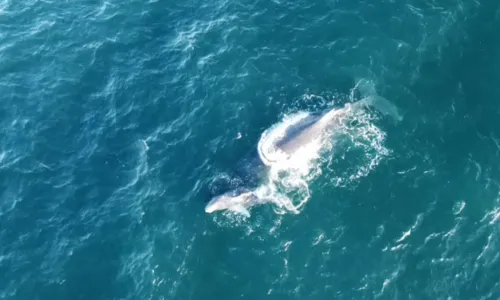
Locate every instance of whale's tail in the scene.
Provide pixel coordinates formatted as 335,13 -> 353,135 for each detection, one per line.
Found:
352,79 -> 402,121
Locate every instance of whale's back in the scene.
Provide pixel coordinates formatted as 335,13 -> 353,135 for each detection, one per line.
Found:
274,112 -> 322,149
234,148 -> 267,184
274,109 -> 338,155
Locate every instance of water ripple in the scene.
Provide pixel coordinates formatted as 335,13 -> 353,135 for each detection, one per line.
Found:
1,0 -> 499,299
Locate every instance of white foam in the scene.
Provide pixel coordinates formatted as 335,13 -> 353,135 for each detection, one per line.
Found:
255,110 -> 333,214
253,100 -> 390,215
395,214 -> 423,243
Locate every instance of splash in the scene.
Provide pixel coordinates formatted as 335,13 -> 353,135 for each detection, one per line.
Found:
255,100 -> 390,214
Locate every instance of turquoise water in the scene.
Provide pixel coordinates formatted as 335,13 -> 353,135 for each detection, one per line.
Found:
2,0 -> 500,299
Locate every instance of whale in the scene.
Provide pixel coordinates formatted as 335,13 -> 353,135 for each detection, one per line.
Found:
205,79 -> 400,217
205,106 -> 348,217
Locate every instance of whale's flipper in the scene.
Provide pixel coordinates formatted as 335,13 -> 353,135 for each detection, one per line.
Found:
230,205 -> 250,217
353,79 -> 402,121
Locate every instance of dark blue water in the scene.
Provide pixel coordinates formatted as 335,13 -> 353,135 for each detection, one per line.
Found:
2,0 -> 500,299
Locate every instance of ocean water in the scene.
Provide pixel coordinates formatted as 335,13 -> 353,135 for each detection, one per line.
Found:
1,0 -> 500,299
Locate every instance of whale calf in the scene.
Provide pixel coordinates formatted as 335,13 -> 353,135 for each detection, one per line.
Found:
205,80 -> 400,217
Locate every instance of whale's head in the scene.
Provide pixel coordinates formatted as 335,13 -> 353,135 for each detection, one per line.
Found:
205,188 -> 256,214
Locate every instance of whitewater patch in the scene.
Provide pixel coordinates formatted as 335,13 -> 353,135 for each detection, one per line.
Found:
253,101 -> 390,215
